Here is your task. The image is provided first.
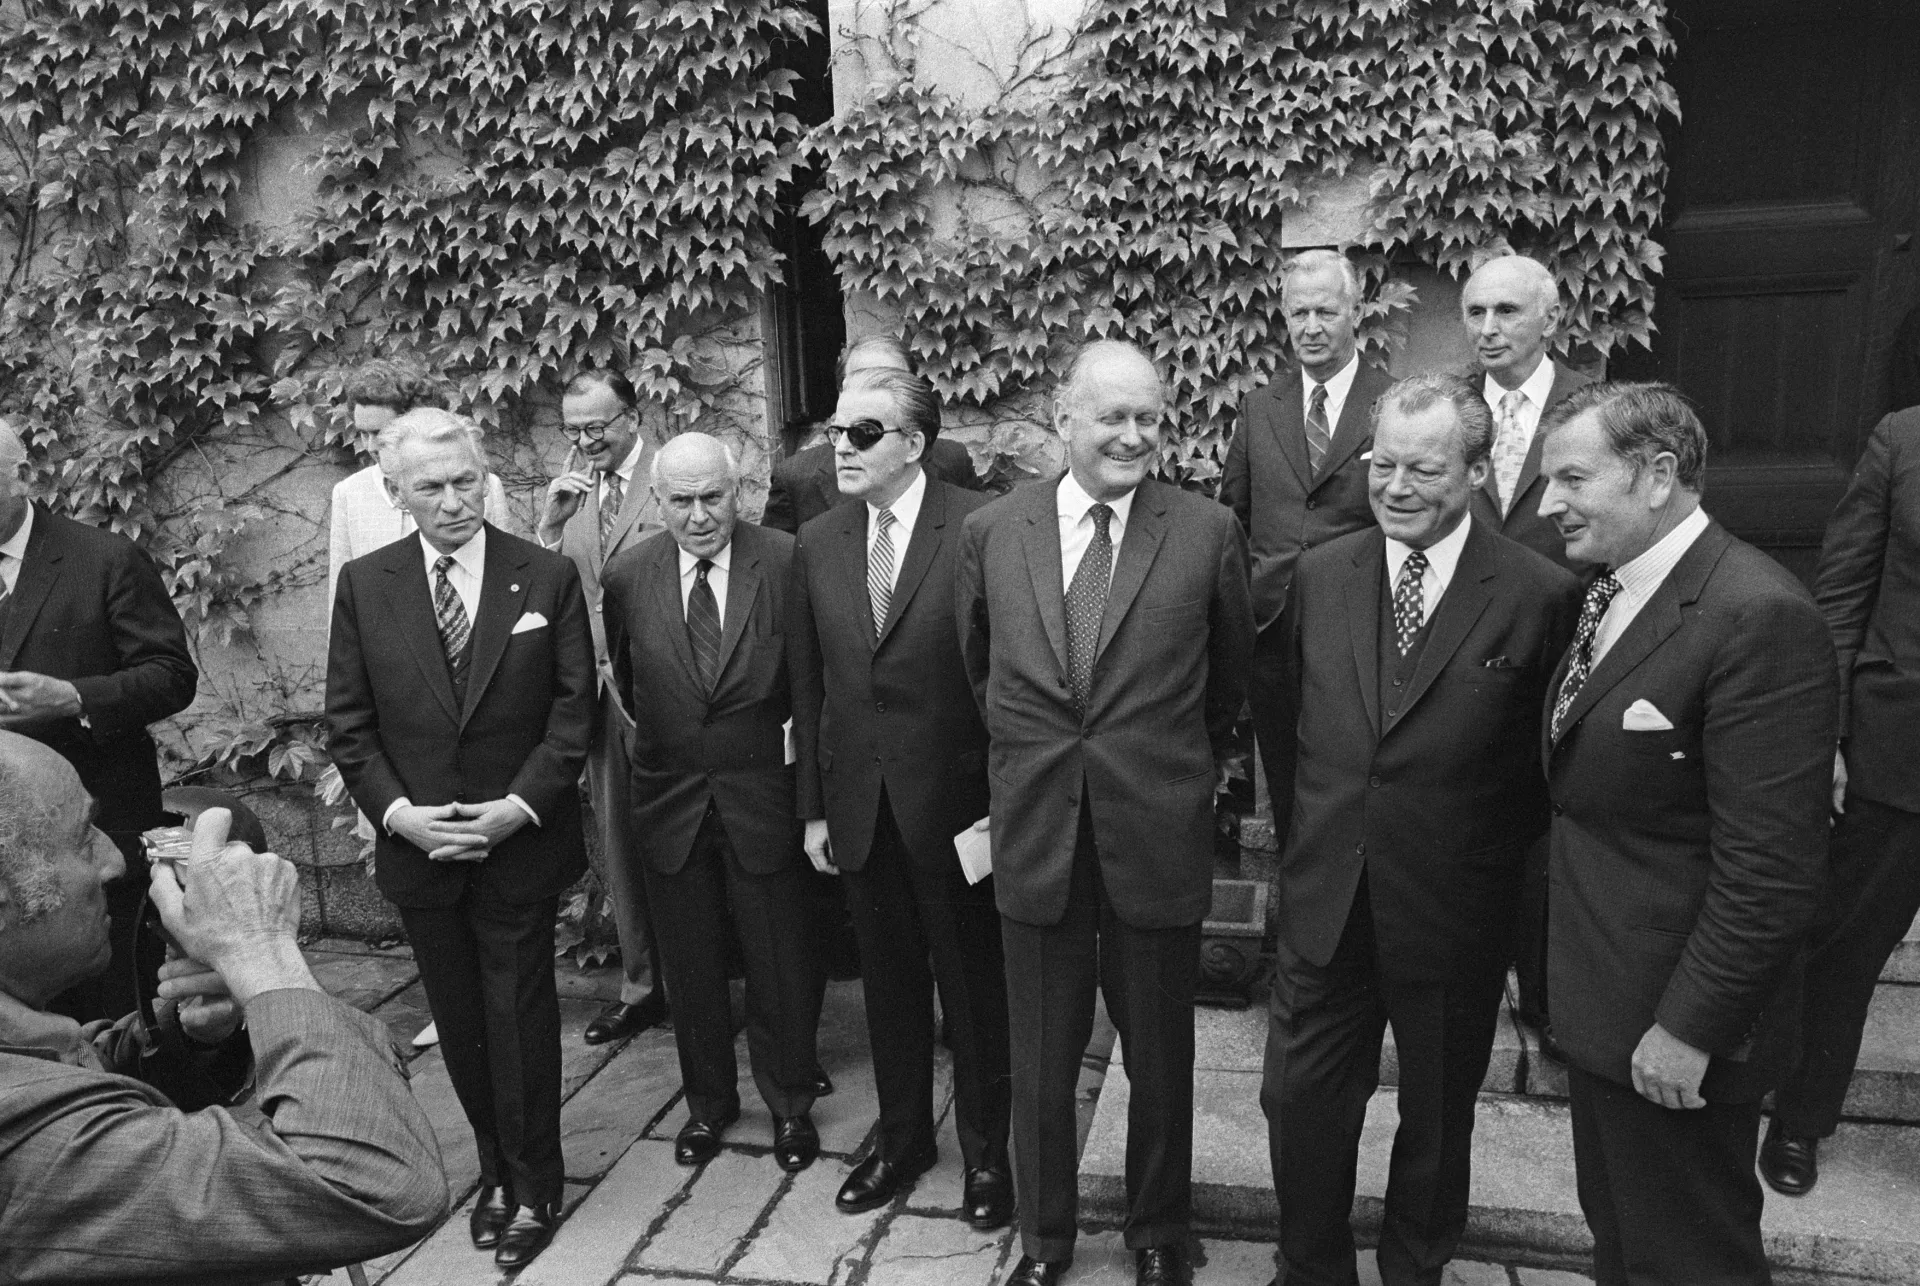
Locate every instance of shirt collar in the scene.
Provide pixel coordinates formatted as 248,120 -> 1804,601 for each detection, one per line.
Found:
1309,351 -> 1361,405
1485,356 -> 1557,410
0,501 -> 34,563
1056,470 -> 1137,531
869,466 -> 926,536
611,433 -> 646,486
421,524 -> 487,578
1384,511 -> 1472,586
679,540 -> 734,577
0,986 -> 100,1070
1613,504 -> 1710,594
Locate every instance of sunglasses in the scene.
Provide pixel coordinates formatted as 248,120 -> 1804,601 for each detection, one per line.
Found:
826,419 -> 905,452
560,410 -> 631,442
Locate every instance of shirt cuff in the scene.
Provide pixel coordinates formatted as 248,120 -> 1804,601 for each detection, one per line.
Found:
382,798 -> 410,833
506,794 -> 540,827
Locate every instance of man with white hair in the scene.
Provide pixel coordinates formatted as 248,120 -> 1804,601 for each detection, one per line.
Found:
326,407 -> 596,1269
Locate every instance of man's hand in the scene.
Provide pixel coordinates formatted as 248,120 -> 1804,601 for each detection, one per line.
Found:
536,469 -> 595,546
0,670 -> 84,726
1832,747 -> 1849,816
148,808 -> 320,1006
441,799 -> 531,852
804,818 -> 837,875
1630,1022 -> 1710,1110
390,802 -> 488,862
157,954 -> 242,1045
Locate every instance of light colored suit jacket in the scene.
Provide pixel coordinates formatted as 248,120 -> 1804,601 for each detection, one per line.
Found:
550,454 -> 663,705
327,463 -> 513,604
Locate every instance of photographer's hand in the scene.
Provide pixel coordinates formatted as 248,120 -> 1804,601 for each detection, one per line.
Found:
157,954 -> 243,1044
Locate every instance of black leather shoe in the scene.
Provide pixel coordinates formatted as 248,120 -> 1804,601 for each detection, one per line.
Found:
1537,1023 -> 1569,1064
493,1203 -> 557,1268
1760,1115 -> 1819,1196
584,991 -> 668,1045
468,1184 -> 511,1249
1136,1245 -> 1188,1286
1005,1254 -> 1072,1285
773,1114 -> 819,1172
835,1144 -> 937,1213
811,1067 -> 835,1097
963,1165 -> 1014,1229
674,1107 -> 738,1165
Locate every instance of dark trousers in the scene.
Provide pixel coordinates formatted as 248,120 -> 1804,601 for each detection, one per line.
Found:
1777,792 -> 1920,1137
1261,877 -> 1508,1286
1513,833 -> 1551,1026
400,890 -> 564,1207
1568,1066 -> 1768,1286
647,806 -> 820,1122
1000,808 -> 1200,1260
1250,623 -> 1300,847
841,794 -> 1010,1169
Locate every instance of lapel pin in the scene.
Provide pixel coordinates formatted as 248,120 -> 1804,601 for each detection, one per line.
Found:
511,583 -> 520,592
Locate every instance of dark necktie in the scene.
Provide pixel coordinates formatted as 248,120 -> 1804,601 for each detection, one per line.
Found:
599,473 -> 625,555
868,507 -> 896,639
1551,571 -> 1625,739
1065,503 -> 1114,710
432,555 -> 471,687
1306,382 -> 1331,474
686,558 -> 721,690
1392,551 -> 1429,656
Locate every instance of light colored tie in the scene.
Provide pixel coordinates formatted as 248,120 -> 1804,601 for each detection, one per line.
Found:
432,555 -> 471,687
868,508 -> 896,639
1306,383 -> 1331,475
599,473 -> 625,554
1491,390 -> 1530,515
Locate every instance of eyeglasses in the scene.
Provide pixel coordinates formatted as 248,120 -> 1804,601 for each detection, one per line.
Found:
560,411 -> 631,442
826,419 -> 902,452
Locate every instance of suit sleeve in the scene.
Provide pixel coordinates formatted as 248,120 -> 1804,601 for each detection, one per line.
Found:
1205,509 -> 1256,759
762,458 -> 799,534
1813,413 -> 1894,738
787,530 -> 828,820
935,438 -> 986,492
1218,401 -> 1252,534
505,558 -> 596,816
1654,588 -> 1837,1055
67,541 -> 199,738
957,511 -> 991,717
603,566 -> 636,724
324,565 -> 411,822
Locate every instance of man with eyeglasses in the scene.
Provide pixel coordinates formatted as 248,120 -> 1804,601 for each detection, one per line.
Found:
537,369 -> 668,1046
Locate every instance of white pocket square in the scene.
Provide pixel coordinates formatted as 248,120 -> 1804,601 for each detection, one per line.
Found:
1622,698 -> 1674,731
510,611 -> 549,635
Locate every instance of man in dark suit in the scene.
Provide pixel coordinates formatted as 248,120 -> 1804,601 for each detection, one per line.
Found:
789,367 -> 1009,1224
1760,403 -> 1920,1196
1262,374 -> 1580,1286
602,432 -> 821,1173
1537,383 -> 1836,1284
1220,249 -> 1394,845
537,368 -> 668,1045
0,419 -> 198,1021
327,408 -> 596,1269
959,340 -> 1254,1286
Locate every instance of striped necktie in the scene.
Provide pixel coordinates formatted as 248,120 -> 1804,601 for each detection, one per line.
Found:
868,507 -> 897,639
1305,382 -> 1331,474
686,559 -> 721,690
432,555 -> 471,687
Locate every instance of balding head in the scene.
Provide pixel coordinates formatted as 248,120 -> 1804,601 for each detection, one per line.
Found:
1461,254 -> 1563,389
1055,340 -> 1164,502
652,432 -> 741,561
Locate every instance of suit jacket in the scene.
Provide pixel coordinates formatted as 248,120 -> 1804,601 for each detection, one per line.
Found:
1467,361 -> 1592,570
1,504 -> 198,837
602,522 -> 800,875
762,436 -> 984,534
0,989 -> 446,1285
1280,521 -> 1580,978
1813,406 -> 1920,812
790,479 -> 992,871
958,476 -> 1255,929
327,463 -> 513,605
1545,520 -> 1837,1101
325,525 -> 595,908
1220,362 -> 1395,631
552,453 -> 664,678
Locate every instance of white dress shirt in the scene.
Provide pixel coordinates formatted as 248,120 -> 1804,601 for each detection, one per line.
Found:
0,502 -> 33,595
1305,351 -> 1362,438
329,463 -> 511,602
602,432 -> 646,512
866,467 -> 926,596
1057,472 -> 1136,588
1383,514 -> 1472,627
677,540 -> 733,628
1591,505 -> 1711,667
1483,360 -> 1558,448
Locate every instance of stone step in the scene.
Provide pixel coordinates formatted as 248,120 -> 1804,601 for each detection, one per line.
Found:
1884,912 -> 1920,984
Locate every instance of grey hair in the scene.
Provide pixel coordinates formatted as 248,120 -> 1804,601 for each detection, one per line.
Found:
0,737 -> 70,925
1464,252 -> 1561,314
374,408 -> 489,478
836,335 -> 914,383
650,433 -> 742,492
844,367 -> 942,447
1541,381 -> 1708,492
1371,372 -> 1495,465
1280,248 -> 1363,309
1058,338 -> 1162,401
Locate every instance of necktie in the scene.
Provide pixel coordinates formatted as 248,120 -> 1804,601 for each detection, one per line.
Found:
432,555 -> 471,686
687,558 -> 721,690
599,473 -> 625,555
1065,503 -> 1114,710
868,507 -> 896,639
1551,572 -> 1624,739
1491,390 -> 1530,515
1392,551 -> 1429,656
1305,383 -> 1331,475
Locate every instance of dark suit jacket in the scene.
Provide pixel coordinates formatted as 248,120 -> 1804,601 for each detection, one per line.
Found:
1280,521 -> 1580,978
1220,361 -> 1395,631
790,479 -> 992,871
1545,520 -> 1836,1101
1467,361 -> 1592,570
602,522 -> 800,875
2,504 -> 198,836
1813,406 -> 1920,812
958,476 -> 1255,929
762,436 -> 984,534
326,525 -> 595,908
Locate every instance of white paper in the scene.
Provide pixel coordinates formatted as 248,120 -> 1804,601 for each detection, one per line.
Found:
954,819 -> 992,885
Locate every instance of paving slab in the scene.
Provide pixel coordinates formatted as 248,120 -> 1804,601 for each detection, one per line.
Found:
635,1147 -> 786,1276
1829,983 -> 1920,1124
863,1211 -> 1014,1286
731,1153 -> 889,1283
374,981 -> 438,1057
1516,1269 -> 1594,1284
376,1189 -> 505,1286
561,1025 -> 684,1180
516,1138 -> 686,1286
307,949 -> 420,1012
1880,912 -> 1920,984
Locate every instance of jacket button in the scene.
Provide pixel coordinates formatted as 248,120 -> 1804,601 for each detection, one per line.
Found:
1368,775 -> 1381,788
875,701 -> 886,713
1305,498 -> 1318,510
1552,803 -> 1564,816
1354,841 -> 1365,855
1302,539 -> 1313,550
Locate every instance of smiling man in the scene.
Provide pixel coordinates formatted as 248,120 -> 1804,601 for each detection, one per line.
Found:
1261,373 -> 1578,1286
959,340 -> 1253,1286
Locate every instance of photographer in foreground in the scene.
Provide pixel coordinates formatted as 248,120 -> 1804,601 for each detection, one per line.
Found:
0,731 -> 447,1283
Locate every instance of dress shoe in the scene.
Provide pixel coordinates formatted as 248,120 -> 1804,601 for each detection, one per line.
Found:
1136,1245 -> 1188,1285
811,1067 -> 835,1097
835,1144 -> 937,1213
584,991 -> 668,1045
1760,1115 -> 1820,1196
1005,1254 -> 1071,1285
674,1107 -> 739,1165
467,1184 -> 510,1249
773,1114 -> 819,1172
493,1202 -> 557,1268
962,1165 -> 1014,1229
1537,1023 -> 1569,1065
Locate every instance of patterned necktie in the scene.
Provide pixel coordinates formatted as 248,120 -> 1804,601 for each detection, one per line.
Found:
1491,390 -> 1530,515
1305,382 -> 1332,475
1551,571 -> 1625,739
432,555 -> 471,685
1393,551 -> 1429,656
599,473 -> 625,555
1065,503 -> 1115,711
868,507 -> 896,639
686,558 -> 721,690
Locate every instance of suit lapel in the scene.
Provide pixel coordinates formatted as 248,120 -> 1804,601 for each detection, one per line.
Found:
1096,481 -> 1169,660
1019,484 -> 1071,677
713,533 -> 760,686
0,507 -> 60,669
831,503 -> 878,653
1392,523 -> 1495,729
459,528 -> 531,726
1313,363 -> 1380,487
650,540 -> 702,690
1265,373 -> 1312,488
878,478 -> 945,648
1343,532 -> 1384,740
379,536 -> 462,726
603,445 -> 661,561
